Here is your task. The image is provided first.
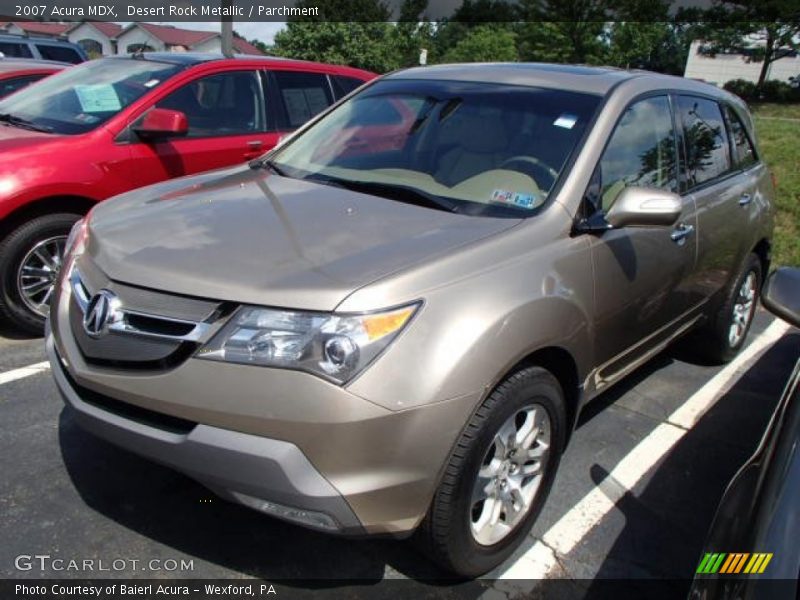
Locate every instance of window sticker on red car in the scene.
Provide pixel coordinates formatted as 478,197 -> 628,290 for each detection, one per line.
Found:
492,189 -> 538,209
75,84 -> 121,112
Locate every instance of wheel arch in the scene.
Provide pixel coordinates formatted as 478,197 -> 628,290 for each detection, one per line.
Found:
0,196 -> 96,239
752,237 -> 772,283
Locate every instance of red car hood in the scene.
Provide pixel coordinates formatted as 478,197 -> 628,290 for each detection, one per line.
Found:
0,123 -> 61,149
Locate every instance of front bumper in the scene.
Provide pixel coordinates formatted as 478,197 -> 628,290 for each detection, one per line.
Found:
48,276 -> 480,536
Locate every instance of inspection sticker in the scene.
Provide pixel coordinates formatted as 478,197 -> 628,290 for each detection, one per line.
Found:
492,189 -> 538,209
74,84 -> 121,113
553,113 -> 578,129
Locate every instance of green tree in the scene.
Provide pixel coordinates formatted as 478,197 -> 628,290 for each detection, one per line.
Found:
430,0 -> 518,63
606,22 -> 692,74
516,0 -> 609,64
442,25 -> 519,63
693,0 -> 800,86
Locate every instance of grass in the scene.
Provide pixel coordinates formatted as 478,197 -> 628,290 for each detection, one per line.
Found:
751,103 -> 800,267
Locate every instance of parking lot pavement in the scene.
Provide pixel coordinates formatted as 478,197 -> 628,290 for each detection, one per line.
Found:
1,310 -> 797,599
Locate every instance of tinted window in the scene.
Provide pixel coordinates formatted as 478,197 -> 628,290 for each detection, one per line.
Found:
678,96 -> 732,187
0,42 -> 32,58
725,106 -> 757,169
598,96 -> 677,210
0,74 -> 47,99
35,44 -> 82,64
156,71 -> 265,138
273,71 -> 333,128
332,75 -> 364,100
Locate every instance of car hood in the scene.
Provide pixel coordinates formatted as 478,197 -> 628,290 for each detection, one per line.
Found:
88,166 -> 519,311
0,123 -> 60,149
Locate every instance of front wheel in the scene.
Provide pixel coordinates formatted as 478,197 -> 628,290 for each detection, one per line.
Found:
417,366 -> 566,577
0,213 -> 81,335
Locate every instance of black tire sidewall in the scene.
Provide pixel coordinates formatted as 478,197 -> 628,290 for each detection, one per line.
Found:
0,213 -> 81,334
441,370 -> 566,576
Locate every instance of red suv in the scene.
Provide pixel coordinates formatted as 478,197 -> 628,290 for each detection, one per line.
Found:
0,52 -> 374,333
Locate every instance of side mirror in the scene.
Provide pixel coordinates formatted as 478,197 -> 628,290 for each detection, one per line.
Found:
762,267 -> 800,329
134,108 -> 188,140
605,186 -> 682,229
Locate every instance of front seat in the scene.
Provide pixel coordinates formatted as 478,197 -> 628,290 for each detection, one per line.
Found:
434,108 -> 510,187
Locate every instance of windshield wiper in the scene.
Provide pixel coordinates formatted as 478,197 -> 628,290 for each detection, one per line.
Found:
249,157 -> 289,177
0,113 -> 52,133
305,174 -> 460,213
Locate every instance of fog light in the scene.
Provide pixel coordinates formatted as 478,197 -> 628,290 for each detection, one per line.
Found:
231,492 -> 340,531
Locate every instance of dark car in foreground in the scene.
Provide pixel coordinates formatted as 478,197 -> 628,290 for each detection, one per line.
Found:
0,58 -> 67,99
48,63 -> 774,577
0,52 -> 374,334
690,267 -> 800,599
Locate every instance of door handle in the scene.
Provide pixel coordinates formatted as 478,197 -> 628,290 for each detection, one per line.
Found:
738,193 -> 752,206
670,223 -> 695,244
243,140 -> 264,159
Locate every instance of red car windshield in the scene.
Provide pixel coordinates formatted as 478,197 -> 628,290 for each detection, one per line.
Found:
0,57 -> 182,135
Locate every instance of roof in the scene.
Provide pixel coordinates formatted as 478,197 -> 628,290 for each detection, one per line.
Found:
129,23 -> 218,48
3,22 -> 71,37
78,21 -> 123,39
0,58 -> 68,73
232,37 -> 263,56
389,63 -> 635,95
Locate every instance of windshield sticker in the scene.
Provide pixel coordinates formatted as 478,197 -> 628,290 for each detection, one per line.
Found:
492,189 -> 538,209
144,79 -> 160,88
553,114 -> 578,129
75,84 -> 121,113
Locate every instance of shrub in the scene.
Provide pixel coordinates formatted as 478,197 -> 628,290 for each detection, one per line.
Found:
723,78 -> 800,103
723,78 -> 757,101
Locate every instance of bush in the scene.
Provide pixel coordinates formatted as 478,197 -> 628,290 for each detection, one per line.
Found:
723,79 -> 757,101
724,78 -> 800,103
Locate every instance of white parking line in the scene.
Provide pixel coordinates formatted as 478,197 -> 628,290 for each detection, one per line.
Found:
490,318 -> 791,595
0,361 -> 50,387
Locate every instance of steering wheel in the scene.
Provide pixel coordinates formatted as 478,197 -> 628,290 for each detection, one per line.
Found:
500,155 -> 560,190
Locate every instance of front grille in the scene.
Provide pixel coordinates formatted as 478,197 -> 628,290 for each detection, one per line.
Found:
58,357 -> 197,435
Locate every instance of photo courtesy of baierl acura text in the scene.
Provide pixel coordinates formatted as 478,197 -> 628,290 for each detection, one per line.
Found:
1,1 -> 798,599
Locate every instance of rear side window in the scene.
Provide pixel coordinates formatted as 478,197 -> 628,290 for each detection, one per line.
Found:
331,75 -> 365,100
0,74 -> 47,99
597,95 -> 677,211
678,96 -> 732,188
273,71 -> 333,129
0,42 -> 33,58
35,44 -> 82,64
724,106 -> 757,169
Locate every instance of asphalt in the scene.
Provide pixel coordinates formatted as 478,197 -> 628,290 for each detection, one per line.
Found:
0,310 -> 797,599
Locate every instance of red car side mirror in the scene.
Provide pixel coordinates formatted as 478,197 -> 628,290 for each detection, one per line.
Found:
134,108 -> 188,140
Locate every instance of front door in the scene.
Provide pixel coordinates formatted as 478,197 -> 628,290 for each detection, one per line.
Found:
588,95 -> 698,385
126,69 -> 280,188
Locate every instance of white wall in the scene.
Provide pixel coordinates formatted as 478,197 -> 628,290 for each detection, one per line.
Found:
116,27 -> 165,54
193,37 -> 223,53
67,23 -> 114,56
685,40 -> 800,86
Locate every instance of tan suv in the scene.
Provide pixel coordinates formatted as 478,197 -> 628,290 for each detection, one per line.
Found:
47,64 -> 774,576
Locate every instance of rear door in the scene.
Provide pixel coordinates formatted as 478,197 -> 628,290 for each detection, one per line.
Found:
588,94 -> 698,384
676,95 -> 751,304
267,69 -> 336,138
127,68 -> 279,187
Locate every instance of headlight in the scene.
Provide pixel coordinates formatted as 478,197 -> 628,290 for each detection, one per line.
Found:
62,216 -> 89,280
196,303 -> 419,384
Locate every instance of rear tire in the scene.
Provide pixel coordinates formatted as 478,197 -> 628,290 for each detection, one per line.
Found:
696,253 -> 762,364
416,366 -> 566,577
0,213 -> 81,336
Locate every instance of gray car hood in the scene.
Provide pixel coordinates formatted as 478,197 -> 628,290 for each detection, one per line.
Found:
88,166 -> 519,311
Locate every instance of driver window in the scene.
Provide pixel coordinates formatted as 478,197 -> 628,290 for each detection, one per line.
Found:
598,96 -> 677,211
155,71 -> 265,138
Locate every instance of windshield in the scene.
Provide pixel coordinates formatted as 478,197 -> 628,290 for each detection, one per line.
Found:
0,58 -> 183,135
270,79 -> 600,217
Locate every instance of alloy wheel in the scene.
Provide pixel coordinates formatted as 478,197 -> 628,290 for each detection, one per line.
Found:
16,235 -> 66,318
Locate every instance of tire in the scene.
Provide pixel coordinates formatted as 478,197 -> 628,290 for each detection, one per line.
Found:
0,213 -> 81,336
416,366 -> 567,577
696,253 -> 762,364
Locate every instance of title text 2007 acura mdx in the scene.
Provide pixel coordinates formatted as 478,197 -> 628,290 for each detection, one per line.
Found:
48,64 -> 774,576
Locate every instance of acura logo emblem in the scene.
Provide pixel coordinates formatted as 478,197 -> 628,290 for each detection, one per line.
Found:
82,290 -> 120,338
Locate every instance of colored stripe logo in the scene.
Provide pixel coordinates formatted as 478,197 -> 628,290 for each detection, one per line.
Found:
696,552 -> 773,574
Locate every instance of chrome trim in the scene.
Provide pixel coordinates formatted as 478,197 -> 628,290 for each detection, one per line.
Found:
69,268 -> 212,343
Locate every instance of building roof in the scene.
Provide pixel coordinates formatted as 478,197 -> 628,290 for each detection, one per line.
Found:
134,23 -> 218,48
82,21 -> 123,39
2,21 -> 72,37
232,37 -> 263,56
